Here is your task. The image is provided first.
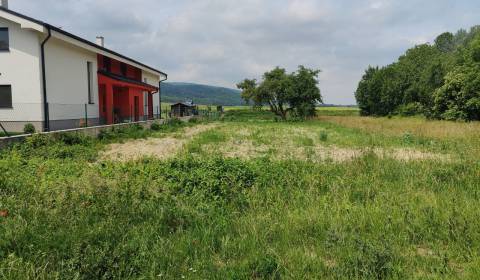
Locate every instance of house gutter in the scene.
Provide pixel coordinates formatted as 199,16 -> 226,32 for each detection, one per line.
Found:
41,26 -> 52,132
159,75 -> 168,118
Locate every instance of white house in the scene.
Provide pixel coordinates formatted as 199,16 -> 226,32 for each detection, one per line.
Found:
0,1 -> 167,132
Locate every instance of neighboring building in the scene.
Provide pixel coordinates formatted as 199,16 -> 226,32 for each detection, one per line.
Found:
171,102 -> 198,117
0,3 -> 167,132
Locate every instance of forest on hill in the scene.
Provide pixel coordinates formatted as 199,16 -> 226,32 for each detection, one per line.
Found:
161,82 -> 243,106
356,26 -> 480,121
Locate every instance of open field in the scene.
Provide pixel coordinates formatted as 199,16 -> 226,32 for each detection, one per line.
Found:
1,110 -> 479,279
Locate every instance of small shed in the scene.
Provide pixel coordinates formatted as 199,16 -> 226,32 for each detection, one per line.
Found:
171,102 -> 198,117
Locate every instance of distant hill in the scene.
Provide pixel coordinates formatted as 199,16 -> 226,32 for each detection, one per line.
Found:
160,82 -> 244,106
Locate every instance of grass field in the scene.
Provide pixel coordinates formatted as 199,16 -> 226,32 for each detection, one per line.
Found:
0,110 -> 479,279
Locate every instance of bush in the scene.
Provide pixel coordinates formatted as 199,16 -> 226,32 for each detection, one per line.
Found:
188,117 -> 199,124
23,123 -> 36,134
97,124 -> 150,141
25,133 -> 52,148
319,131 -> 328,142
432,64 -> 480,121
150,122 -> 162,131
165,118 -> 183,126
161,157 -> 257,205
97,128 -> 116,141
395,102 -> 424,116
55,132 -> 92,146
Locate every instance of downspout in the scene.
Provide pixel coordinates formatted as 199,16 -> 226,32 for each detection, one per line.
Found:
41,26 -> 52,132
159,75 -> 167,119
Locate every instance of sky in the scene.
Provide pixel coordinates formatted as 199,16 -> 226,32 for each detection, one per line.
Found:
9,0 -> 480,104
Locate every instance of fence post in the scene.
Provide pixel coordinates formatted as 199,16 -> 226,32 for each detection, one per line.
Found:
84,104 -> 88,128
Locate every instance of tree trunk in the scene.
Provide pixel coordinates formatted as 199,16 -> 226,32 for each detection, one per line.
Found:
278,103 -> 287,120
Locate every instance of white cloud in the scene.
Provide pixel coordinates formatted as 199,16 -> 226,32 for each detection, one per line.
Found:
9,0 -> 480,104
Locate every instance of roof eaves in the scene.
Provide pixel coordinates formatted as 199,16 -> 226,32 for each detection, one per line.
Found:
98,70 -> 159,89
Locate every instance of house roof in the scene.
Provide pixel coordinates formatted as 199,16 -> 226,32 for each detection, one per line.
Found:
0,7 -> 167,77
171,102 -> 197,107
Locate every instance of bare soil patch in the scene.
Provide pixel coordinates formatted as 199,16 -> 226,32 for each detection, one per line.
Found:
204,139 -> 451,163
101,124 -> 218,161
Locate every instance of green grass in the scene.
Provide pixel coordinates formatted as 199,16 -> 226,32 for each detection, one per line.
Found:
0,110 -> 479,279
317,106 -> 360,116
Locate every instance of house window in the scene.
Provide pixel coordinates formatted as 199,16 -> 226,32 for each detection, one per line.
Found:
0,85 -> 12,108
120,63 -> 127,77
87,62 -> 94,104
0,28 -> 9,51
103,56 -> 111,72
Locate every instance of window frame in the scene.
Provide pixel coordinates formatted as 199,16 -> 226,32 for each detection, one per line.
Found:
0,85 -> 13,109
87,61 -> 94,104
0,27 -> 9,52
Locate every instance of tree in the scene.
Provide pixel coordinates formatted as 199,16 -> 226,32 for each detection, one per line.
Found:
257,67 -> 293,120
237,79 -> 261,108
433,65 -> 480,120
435,32 -> 455,53
237,66 -> 322,120
432,37 -> 480,120
289,66 -> 322,118
355,25 -> 480,120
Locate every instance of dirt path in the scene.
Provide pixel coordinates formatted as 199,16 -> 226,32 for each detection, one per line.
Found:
100,124 -> 218,161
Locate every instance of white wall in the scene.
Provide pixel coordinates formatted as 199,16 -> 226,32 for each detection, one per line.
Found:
0,13 -> 165,126
0,17 -> 43,122
142,70 -> 162,112
45,37 -> 99,120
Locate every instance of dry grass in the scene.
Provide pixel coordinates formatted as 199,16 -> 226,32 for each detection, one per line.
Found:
318,115 -> 480,140
205,140 -> 451,162
101,124 -> 218,161
196,123 -> 452,163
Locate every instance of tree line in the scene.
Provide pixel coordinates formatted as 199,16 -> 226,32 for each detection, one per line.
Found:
237,66 -> 322,120
356,26 -> 480,121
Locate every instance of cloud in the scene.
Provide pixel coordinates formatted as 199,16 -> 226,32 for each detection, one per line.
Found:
9,0 -> 480,104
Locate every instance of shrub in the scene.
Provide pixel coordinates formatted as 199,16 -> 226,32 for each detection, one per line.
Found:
25,133 -> 52,148
396,102 -> 424,116
97,124 -> 150,141
55,132 -> 92,146
161,157 -> 257,205
165,118 -> 183,126
319,131 -> 328,142
97,128 -> 116,140
150,122 -> 162,131
188,117 -> 199,124
23,123 -> 36,134
132,123 -> 144,131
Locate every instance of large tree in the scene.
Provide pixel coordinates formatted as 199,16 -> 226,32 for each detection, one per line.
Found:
289,66 -> 322,118
355,25 -> 480,120
237,79 -> 261,108
237,66 -> 322,120
432,37 -> 480,121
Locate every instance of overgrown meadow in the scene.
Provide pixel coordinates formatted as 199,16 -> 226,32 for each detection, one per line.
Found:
0,110 -> 479,279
